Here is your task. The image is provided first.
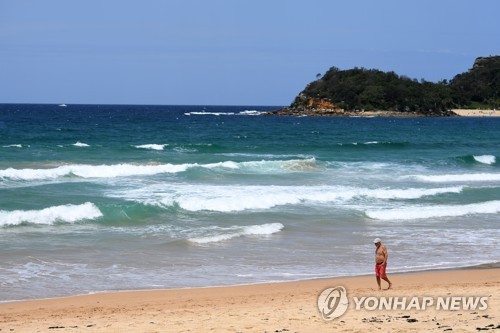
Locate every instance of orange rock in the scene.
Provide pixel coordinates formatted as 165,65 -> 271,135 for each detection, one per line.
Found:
306,98 -> 341,111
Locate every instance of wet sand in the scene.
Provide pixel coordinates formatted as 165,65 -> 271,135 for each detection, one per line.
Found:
1,267 -> 499,332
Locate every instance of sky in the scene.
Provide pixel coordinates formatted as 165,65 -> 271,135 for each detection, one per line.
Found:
0,0 -> 499,106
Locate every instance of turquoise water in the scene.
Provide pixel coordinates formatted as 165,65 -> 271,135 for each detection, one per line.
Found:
1,104 -> 500,301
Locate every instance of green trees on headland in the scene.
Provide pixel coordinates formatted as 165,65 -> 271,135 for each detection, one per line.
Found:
450,56 -> 500,109
291,56 -> 499,115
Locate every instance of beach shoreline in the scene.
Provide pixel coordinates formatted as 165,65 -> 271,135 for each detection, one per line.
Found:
267,108 -> 500,117
2,261 -> 498,305
1,266 -> 498,332
452,109 -> 500,117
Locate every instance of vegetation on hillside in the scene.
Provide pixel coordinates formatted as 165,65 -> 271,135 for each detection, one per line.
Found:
291,56 -> 499,115
450,56 -> 499,109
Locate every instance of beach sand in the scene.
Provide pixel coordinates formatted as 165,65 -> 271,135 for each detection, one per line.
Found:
1,268 -> 498,332
452,109 -> 500,117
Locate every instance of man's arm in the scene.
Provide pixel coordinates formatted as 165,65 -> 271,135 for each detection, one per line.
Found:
383,246 -> 388,265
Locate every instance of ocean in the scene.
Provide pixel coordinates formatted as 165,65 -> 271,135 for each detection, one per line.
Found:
1,104 -> 499,301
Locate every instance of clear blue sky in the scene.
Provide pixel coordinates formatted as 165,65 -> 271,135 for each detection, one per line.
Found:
1,0 -> 498,105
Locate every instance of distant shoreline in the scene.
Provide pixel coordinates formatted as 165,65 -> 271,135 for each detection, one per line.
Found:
266,108 -> 450,117
452,109 -> 500,117
267,108 -> 500,117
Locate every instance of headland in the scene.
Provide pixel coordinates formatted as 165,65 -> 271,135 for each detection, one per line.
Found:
268,56 -> 499,117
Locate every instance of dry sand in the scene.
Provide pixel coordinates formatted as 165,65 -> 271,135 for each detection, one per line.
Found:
452,109 -> 500,117
1,268 -> 498,332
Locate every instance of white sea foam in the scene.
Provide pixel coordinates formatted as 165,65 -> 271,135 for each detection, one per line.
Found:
184,111 -> 235,116
366,200 -> 500,220
184,110 -> 264,116
176,189 -> 301,212
0,163 -> 189,180
223,158 -> 317,173
0,202 -> 102,226
357,186 -> 464,199
413,173 -> 500,182
122,185 -> 464,212
473,155 -> 496,165
134,144 -> 167,151
189,223 -> 284,244
204,161 -> 241,169
173,146 -> 198,153
0,158 -> 315,181
238,110 -> 265,116
73,142 -> 90,147
338,141 -> 381,146
338,141 -> 403,146
219,153 -> 313,159
3,260 -> 88,284
2,144 -> 23,148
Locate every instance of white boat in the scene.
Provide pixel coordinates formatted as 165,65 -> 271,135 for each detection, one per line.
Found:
58,104 -> 67,107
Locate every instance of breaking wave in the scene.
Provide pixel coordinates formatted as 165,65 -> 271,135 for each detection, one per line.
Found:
184,110 -> 265,116
2,144 -> 23,148
122,185 -> 464,212
413,173 -> 500,182
0,158 -> 317,181
133,144 -> 168,150
188,223 -> 284,244
0,202 -> 102,226
473,155 -> 496,165
337,141 -> 409,148
366,200 -> 500,220
73,142 -> 90,147
238,110 -> 265,116
0,163 -> 189,180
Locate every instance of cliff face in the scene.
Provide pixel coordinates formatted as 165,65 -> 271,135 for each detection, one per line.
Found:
306,97 -> 338,110
293,94 -> 343,112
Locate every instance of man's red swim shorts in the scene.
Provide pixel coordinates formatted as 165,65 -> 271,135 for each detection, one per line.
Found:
375,263 -> 387,278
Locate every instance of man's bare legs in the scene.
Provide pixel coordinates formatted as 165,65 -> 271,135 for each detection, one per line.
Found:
383,276 -> 392,289
376,276 -> 392,290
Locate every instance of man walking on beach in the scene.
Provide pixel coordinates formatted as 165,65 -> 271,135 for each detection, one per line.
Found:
374,238 -> 392,290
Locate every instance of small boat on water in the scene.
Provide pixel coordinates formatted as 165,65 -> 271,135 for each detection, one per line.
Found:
58,104 -> 67,107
